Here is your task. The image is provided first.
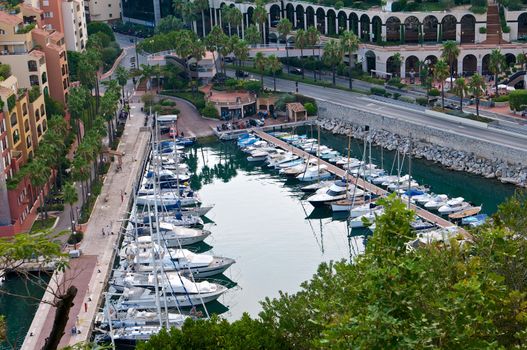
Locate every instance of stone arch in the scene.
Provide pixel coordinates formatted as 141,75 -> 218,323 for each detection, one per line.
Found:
372,16 -> 382,43
24,119 -> 29,132
386,55 -> 401,76
365,50 -> 376,72
349,12 -> 359,36
337,11 -> 347,34
423,15 -> 438,42
40,104 -> 45,116
424,55 -> 438,74
42,119 -> 47,132
10,113 -> 16,127
505,53 -> 516,67
35,108 -> 40,120
296,5 -> 305,29
316,7 -> 325,34
460,14 -> 475,44
405,55 -> 419,77
481,54 -> 490,75
37,124 -> 42,137
327,9 -> 336,35
441,15 -> 457,41
269,32 -> 278,42
360,14 -> 370,41
519,13 -> 527,37
404,16 -> 420,43
306,6 -> 315,28
462,54 -> 477,76
286,3 -> 295,25
270,4 -> 281,27
386,16 -> 401,42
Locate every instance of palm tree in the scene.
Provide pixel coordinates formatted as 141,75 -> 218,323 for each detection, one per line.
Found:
339,31 -> 360,89
205,26 -> 225,74
433,59 -> 450,110
233,38 -> 249,71
489,48 -> 505,94
72,156 -> 90,206
392,52 -> 402,77
441,41 -> 460,87
222,6 -> 233,36
453,77 -> 468,112
255,52 -> 267,86
67,86 -> 88,144
306,26 -> 320,81
115,65 -> 128,100
189,40 -> 206,93
139,64 -> 156,92
63,182 -> 78,233
277,19 -> 293,74
517,52 -> 526,71
295,29 -> 308,79
28,159 -> 50,220
182,2 -> 198,33
230,7 -> 243,37
254,1 -> 267,44
323,39 -> 343,86
267,54 -> 282,91
245,25 -> 261,45
469,73 -> 486,118
194,0 -> 209,37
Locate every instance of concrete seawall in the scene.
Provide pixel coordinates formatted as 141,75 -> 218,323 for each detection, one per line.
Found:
317,100 -> 527,166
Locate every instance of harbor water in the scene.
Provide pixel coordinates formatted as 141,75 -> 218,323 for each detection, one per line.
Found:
0,130 -> 517,346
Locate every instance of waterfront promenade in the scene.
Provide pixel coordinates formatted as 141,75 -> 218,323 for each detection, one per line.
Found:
254,130 -> 458,230
21,100 -> 151,349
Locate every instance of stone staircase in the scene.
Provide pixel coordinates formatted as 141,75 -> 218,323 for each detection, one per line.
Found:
483,3 -> 506,44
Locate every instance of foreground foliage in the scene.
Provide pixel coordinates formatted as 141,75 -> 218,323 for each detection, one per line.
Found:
138,192 -> 527,349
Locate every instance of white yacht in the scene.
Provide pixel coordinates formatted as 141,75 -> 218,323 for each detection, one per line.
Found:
423,194 -> 449,209
296,165 -> 332,182
349,208 -> 384,228
307,180 -> 349,207
438,197 -> 470,214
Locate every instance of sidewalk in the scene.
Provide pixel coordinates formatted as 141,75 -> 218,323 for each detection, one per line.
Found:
21,96 -> 151,349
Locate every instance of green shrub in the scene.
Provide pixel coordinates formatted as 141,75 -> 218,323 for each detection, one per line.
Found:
67,232 -> 84,245
399,96 -> 415,104
479,27 -> 487,34
304,102 -> 317,116
160,99 -> 176,107
242,80 -> 262,94
87,22 -> 115,41
428,88 -> 440,97
387,77 -> 405,89
370,87 -> 387,96
393,92 -> 401,100
509,90 -> 527,110
416,97 -> 428,106
275,94 -> 296,111
503,26 -> 511,33
201,101 -> 219,119
493,95 -> 509,102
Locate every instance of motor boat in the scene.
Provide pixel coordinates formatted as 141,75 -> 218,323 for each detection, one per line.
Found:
136,192 -> 200,208
296,165 -> 332,182
448,206 -> 482,220
438,197 -> 470,214
276,158 -> 306,169
119,242 -> 235,277
247,149 -> 269,162
127,225 -> 211,247
461,214 -> 488,227
349,208 -> 384,228
406,226 -> 462,250
423,194 -> 449,209
307,180 -> 349,207
96,308 -> 188,330
301,180 -> 334,193
114,277 -> 227,309
349,202 -> 380,218
330,196 -> 369,212
371,175 -> 399,185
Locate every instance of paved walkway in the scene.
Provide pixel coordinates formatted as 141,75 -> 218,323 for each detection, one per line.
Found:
21,97 -> 151,349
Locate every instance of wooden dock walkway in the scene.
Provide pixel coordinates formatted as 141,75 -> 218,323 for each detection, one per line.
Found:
253,130 -> 456,229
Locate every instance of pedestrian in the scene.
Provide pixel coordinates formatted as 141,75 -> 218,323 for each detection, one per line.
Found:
102,228 -> 105,236
120,190 -> 124,203
84,302 -> 88,312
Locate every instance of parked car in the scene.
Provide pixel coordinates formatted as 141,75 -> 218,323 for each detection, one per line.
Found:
289,68 -> 303,75
444,103 -> 462,111
521,109 -> 527,117
235,70 -> 249,78
249,119 -> 264,127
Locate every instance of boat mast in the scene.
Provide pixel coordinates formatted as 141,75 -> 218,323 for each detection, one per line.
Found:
146,202 -> 164,327
317,123 -> 321,183
407,133 -> 412,209
104,293 -> 116,350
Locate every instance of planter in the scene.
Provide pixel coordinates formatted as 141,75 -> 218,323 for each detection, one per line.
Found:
478,32 -> 487,43
502,32 -> 510,42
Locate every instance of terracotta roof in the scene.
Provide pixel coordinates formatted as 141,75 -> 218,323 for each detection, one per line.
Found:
19,3 -> 43,15
0,11 -> 23,25
286,102 -> 306,113
29,50 -> 45,58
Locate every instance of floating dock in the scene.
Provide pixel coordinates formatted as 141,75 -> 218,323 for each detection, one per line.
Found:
253,129 -> 459,230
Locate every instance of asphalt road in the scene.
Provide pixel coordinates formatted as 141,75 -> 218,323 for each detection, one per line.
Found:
249,73 -> 527,151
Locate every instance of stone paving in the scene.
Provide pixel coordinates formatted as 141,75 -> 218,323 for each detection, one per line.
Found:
21,97 -> 151,350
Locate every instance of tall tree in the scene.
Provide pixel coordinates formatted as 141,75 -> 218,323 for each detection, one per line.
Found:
28,159 -> 50,219
255,52 -> 267,86
245,24 -> 261,45
441,40 -> 460,87
205,26 -> 226,74
230,7 -> 243,37
391,52 -> 402,77
155,15 -> 184,34
139,64 -> 156,91
62,182 -> 78,234
433,59 -> 450,110
277,19 -> 293,74
295,29 -> 308,79
323,39 -> 343,86
339,31 -> 360,89
189,40 -> 206,92
469,73 -> 486,118
267,54 -> 282,91
453,77 -> 468,112
194,0 -> 209,37
232,38 -> 250,72
516,52 -> 526,71
489,48 -> 505,94
306,26 -> 320,80
115,65 -> 129,100
253,0 -> 268,44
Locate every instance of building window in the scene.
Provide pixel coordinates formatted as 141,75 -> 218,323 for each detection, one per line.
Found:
22,103 -> 28,116
0,118 -> 5,133
40,105 -> 45,116
37,124 -> 42,137
109,13 -> 112,18
27,60 -> 38,72
29,75 -> 39,86
26,135 -> 31,148
43,0 -> 49,5
35,109 -> 40,121
0,30 -> 5,35
41,72 -> 47,84
24,120 -> 29,132
12,129 -> 19,144
44,12 -> 53,18
10,113 -> 16,127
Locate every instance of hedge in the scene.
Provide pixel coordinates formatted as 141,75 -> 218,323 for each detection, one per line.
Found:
509,90 -> 527,111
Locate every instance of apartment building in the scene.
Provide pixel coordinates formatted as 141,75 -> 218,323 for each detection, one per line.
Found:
0,8 -> 69,104
85,0 -> 120,22
27,0 -> 88,52
0,75 -> 47,236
